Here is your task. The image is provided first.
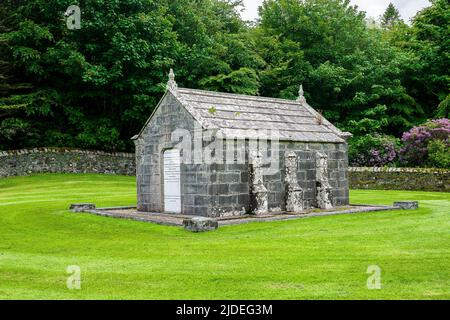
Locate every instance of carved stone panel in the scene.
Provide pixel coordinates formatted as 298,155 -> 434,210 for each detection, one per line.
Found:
249,151 -> 268,215
316,152 -> 333,209
284,151 -> 303,212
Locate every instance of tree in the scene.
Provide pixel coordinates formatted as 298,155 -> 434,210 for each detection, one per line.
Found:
436,94 -> 450,118
410,0 -> 450,117
167,0 -> 264,94
257,0 -> 422,135
0,0 -> 262,151
0,0 -> 36,149
0,0 -> 447,154
379,0 -> 449,120
381,3 -> 402,29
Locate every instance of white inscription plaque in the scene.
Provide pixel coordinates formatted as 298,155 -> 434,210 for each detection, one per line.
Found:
164,149 -> 181,213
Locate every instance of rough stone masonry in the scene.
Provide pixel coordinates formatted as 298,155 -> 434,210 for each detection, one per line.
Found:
132,69 -> 352,217
0,148 -> 135,178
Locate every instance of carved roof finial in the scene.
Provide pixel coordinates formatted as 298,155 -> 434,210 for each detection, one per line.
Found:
297,84 -> 306,103
167,68 -> 178,93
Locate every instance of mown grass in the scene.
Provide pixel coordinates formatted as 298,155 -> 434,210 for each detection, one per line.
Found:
0,174 -> 448,299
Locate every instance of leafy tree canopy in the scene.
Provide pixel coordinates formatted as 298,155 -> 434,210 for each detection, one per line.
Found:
0,0 -> 448,152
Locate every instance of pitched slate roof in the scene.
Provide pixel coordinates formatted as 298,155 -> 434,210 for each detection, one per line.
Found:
134,70 -> 351,143
176,87 -> 347,143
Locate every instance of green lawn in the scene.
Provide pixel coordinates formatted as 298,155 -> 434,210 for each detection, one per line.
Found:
0,174 -> 449,300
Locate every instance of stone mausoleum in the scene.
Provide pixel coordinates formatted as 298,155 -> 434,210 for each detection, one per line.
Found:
132,70 -> 352,217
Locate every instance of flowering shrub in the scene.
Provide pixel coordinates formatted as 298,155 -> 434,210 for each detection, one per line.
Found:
349,134 -> 400,167
400,118 -> 450,168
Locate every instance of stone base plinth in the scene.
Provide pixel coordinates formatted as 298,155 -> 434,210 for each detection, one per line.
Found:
183,217 -> 218,232
393,201 -> 419,210
70,203 -> 96,212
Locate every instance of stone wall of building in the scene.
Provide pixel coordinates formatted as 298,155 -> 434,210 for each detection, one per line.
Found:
0,148 -> 135,178
348,167 -> 450,192
202,140 -> 349,217
280,141 -> 349,209
134,90 -> 204,213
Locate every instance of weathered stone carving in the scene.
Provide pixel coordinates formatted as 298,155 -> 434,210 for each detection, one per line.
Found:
284,151 -> 303,212
249,151 -> 268,215
167,68 -> 178,94
316,152 -> 333,209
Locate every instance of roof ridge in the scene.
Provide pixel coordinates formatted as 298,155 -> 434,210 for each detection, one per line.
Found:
178,87 -> 302,105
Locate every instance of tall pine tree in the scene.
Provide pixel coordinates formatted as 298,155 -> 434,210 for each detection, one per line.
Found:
381,3 -> 402,29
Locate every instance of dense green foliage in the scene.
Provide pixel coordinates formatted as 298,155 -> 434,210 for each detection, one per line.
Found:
0,174 -> 449,299
0,0 -> 259,150
0,0 -> 448,154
